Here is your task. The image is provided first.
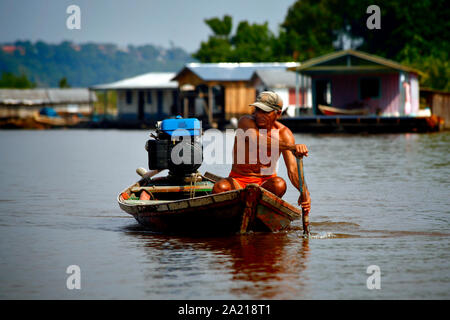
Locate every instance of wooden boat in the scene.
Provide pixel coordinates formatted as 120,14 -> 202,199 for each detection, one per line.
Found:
118,172 -> 302,235
32,112 -> 82,128
318,104 -> 369,116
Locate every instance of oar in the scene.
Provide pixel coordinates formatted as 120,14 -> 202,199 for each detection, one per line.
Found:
295,155 -> 310,238
136,167 -> 162,179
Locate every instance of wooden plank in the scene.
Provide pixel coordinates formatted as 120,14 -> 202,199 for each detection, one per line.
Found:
131,185 -> 213,193
240,186 -> 260,233
123,199 -> 174,205
189,196 -> 214,207
203,172 -> 225,182
260,192 -> 302,218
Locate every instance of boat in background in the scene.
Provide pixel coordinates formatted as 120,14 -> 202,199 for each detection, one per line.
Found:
0,107 -> 86,129
32,112 -> 82,128
318,104 -> 369,116
32,107 -> 84,128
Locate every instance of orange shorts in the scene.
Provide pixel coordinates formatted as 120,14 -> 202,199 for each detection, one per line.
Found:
229,170 -> 277,189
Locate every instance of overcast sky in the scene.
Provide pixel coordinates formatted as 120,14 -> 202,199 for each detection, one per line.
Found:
0,0 -> 296,53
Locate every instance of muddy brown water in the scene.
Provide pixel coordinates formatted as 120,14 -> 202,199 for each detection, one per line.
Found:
0,130 -> 448,299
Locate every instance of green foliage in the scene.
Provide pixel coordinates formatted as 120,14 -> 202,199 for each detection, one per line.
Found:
279,0 -> 341,61
0,41 -> 195,87
205,15 -> 233,37
231,21 -> 277,62
279,0 -> 449,90
194,1 -> 449,90
0,72 -> 36,88
193,15 -> 278,62
193,37 -> 233,63
58,77 -> 70,88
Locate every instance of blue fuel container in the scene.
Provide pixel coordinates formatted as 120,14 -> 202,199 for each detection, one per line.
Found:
160,116 -> 201,137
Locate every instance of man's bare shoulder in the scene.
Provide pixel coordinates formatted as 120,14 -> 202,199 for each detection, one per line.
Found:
275,121 -> 295,141
238,115 -> 257,129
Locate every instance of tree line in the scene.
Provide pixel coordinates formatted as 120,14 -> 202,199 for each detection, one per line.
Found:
0,41 -> 194,88
194,0 -> 449,91
0,0 -> 448,91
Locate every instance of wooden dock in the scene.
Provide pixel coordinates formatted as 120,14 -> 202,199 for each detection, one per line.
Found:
279,115 -> 444,133
12,114 -> 442,133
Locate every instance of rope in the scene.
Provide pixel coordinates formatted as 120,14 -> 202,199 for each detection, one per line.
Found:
189,172 -> 198,198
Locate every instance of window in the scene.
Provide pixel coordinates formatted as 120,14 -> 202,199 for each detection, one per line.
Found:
126,90 -> 133,104
359,78 -> 380,99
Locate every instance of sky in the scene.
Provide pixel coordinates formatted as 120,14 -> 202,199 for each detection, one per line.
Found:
0,0 -> 297,53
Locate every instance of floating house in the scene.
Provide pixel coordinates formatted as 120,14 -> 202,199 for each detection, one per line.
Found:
91,72 -> 178,122
288,50 -> 421,116
172,62 -> 299,125
0,88 -> 96,119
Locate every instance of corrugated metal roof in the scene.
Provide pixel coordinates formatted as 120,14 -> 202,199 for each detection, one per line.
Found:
91,72 -> 177,90
47,88 -> 97,103
175,62 -> 300,82
288,50 -> 422,75
252,69 -> 297,88
0,88 -> 96,105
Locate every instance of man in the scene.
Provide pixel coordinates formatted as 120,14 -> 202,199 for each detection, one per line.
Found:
212,91 -> 311,214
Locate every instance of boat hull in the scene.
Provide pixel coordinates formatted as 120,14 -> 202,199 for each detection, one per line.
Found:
118,183 -> 302,235
319,104 -> 369,116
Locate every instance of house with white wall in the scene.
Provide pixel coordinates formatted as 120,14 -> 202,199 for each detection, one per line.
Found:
92,72 -> 178,121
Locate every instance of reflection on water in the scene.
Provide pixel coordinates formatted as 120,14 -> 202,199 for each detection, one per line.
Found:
0,130 -> 449,299
124,227 -> 310,299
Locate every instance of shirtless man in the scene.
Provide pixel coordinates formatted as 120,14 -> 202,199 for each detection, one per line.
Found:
212,91 -> 311,214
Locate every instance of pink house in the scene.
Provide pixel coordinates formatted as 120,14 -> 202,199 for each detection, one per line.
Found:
288,50 -> 421,116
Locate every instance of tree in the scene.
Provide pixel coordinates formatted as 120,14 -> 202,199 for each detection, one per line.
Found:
278,0 -> 342,61
0,72 -> 36,88
205,15 -> 232,38
59,77 -> 71,88
279,0 -> 449,90
193,15 -> 234,62
231,21 -> 277,62
193,15 -> 279,62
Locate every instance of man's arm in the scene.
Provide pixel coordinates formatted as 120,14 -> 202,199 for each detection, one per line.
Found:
280,127 -> 311,213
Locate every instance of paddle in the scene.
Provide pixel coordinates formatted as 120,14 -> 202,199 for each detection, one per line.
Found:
136,167 -> 162,179
294,154 -> 311,238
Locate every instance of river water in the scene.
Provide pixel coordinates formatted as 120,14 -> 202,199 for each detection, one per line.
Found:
0,129 -> 448,299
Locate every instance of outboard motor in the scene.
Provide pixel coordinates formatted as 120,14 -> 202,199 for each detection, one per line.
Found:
145,116 -> 203,178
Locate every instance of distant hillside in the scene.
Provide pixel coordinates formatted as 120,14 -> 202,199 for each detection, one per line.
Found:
0,41 -> 195,87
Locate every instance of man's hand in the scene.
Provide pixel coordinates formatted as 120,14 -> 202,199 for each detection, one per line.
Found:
298,193 -> 311,215
292,144 -> 308,157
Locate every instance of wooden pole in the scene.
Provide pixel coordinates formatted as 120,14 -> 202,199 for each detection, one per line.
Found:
295,154 -> 310,238
183,97 -> 188,118
295,71 -> 300,113
103,90 -> 108,120
207,85 -> 214,126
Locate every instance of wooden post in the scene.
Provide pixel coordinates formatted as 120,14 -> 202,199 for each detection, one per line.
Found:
295,71 -> 300,114
207,85 -> 214,126
88,89 -> 92,118
103,90 -> 108,120
183,97 -> 188,118
301,73 -> 305,108
240,185 -> 260,234
399,72 -> 405,115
